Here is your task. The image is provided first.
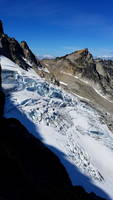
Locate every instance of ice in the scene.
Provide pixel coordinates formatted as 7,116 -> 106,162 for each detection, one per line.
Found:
1,55 -> 113,200
49,90 -> 63,100
37,82 -> 49,96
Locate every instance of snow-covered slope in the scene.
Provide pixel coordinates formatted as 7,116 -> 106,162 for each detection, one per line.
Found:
1,56 -> 113,200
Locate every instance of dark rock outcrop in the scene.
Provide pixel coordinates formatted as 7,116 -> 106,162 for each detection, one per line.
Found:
0,20 -> 4,35
0,63 -> 5,117
0,20 -> 41,70
20,41 -> 41,67
0,117 -> 71,200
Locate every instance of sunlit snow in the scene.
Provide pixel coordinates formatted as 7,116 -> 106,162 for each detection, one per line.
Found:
1,56 -> 113,200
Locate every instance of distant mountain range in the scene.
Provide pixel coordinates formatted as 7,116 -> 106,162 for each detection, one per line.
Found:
96,56 -> 113,60
37,54 -> 55,60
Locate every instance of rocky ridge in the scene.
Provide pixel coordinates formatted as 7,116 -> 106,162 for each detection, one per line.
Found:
40,49 -> 113,125
41,48 -> 113,102
0,20 -> 41,70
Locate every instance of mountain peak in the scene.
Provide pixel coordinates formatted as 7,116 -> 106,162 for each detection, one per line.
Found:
68,48 -> 90,58
0,20 -> 4,34
20,41 -> 40,66
20,41 -> 29,49
65,48 -> 93,63
75,48 -> 89,55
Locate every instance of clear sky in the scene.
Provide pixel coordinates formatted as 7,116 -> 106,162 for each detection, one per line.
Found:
0,0 -> 113,57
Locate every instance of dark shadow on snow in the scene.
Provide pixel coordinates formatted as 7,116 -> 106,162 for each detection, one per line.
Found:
1,91 -> 111,200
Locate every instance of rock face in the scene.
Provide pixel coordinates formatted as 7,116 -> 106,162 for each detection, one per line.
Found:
0,21 -> 41,70
0,63 -> 5,117
0,20 -> 4,34
41,48 -> 100,82
20,41 -> 41,67
41,48 -> 113,105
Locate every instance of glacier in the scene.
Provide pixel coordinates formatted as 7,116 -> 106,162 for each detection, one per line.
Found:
1,55 -> 113,200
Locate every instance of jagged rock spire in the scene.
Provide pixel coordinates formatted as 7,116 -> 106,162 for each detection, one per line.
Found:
0,20 -> 4,34
20,41 -> 39,66
21,41 -> 29,49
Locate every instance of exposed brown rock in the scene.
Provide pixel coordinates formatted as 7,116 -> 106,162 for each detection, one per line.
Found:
20,41 -> 40,67
41,49 -> 113,103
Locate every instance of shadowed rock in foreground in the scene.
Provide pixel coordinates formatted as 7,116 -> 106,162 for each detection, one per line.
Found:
0,117 -> 71,199
0,116 -> 106,200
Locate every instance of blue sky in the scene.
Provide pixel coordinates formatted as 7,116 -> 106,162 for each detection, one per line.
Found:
0,0 -> 113,57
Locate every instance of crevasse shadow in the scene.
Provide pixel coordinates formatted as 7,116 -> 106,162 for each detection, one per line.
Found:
3,94 -> 111,200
